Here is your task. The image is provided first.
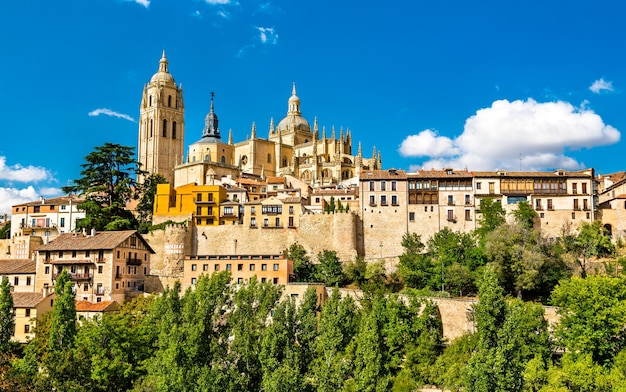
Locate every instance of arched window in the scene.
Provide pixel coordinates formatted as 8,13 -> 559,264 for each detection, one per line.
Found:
221,156 -> 226,163
168,95 -> 172,107
149,95 -> 152,106
205,155 -> 210,162
172,122 -> 177,139
149,119 -> 153,137
162,119 -> 167,137
282,157 -> 287,167
267,153 -> 272,163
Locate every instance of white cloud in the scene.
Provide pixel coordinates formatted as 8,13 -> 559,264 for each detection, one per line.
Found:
88,108 -> 136,122
192,10 -> 202,18
0,156 -> 52,182
398,129 -> 459,157
217,9 -> 230,19
205,0 -> 230,4
0,186 -> 39,217
399,98 -> 620,171
256,27 -> 278,44
128,0 -> 150,8
589,78 -> 614,94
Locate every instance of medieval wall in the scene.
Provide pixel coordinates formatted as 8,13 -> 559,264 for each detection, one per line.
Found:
143,223 -> 190,292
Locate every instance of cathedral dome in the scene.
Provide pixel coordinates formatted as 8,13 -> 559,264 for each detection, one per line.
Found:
276,83 -> 311,133
150,51 -> 175,83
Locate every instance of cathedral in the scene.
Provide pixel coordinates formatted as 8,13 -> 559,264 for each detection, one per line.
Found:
138,52 -> 381,188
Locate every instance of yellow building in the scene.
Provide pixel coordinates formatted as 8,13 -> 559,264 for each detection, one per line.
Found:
11,292 -> 54,343
183,254 -> 293,290
0,259 -> 36,293
153,183 -> 228,226
34,230 -> 154,303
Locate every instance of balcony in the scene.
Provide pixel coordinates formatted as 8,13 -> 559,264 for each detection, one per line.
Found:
126,258 -> 142,266
447,201 -> 455,206
52,271 -> 91,281
194,197 -> 215,204
446,216 -> 457,223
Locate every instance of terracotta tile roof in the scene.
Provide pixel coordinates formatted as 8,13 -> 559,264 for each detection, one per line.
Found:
37,230 -> 154,253
266,177 -> 286,184
11,292 -> 47,308
75,300 -> 119,312
360,169 -> 407,180
12,196 -> 84,208
471,170 -> 593,178
409,169 -> 473,178
0,259 -> 36,274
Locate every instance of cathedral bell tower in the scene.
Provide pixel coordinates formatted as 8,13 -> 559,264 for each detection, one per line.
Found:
138,51 -> 185,184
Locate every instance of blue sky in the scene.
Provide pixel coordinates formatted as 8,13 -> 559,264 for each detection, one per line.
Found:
1,0 -> 625,216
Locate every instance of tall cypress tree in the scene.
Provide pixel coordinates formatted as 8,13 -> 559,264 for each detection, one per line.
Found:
0,276 -> 15,351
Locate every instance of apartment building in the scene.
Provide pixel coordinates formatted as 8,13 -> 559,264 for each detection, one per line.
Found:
11,291 -> 54,343
242,196 -> 303,229
596,171 -> 626,240
183,254 -> 293,290
153,183 -> 228,226
360,169 -> 408,261
34,230 -> 154,303
0,259 -> 36,293
10,196 -> 85,240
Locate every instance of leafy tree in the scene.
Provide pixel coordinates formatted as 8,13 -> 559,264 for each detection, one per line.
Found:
62,142 -> 144,231
484,223 -> 546,298
398,232 -> 434,289
351,297 -> 389,392
313,288 -> 358,392
433,333 -> 478,392
464,265 -> 524,392
324,196 -> 336,213
287,243 -> 316,282
512,201 -> 537,229
0,221 -> 10,239
570,221 -> 615,278
316,249 -> 343,287
476,197 -> 506,239
344,256 -> 368,288
135,173 -> 167,232
551,276 -> 626,366
0,277 -> 15,352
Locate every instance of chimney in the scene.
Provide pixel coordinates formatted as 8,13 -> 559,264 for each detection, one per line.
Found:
90,228 -> 96,236
43,284 -> 49,298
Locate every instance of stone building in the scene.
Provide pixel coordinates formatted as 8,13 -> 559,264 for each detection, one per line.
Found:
10,196 -> 85,241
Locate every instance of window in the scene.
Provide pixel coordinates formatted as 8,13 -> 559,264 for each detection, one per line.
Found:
25,309 -> 30,317
465,209 -> 471,221
191,278 -> 196,285
262,205 -> 282,214
391,195 -> 398,205
369,181 -> 375,191
262,264 -> 267,271
582,182 -> 587,194
172,122 -> 177,139
237,278 -> 243,284
535,199 -> 542,210
465,195 -> 471,205
409,212 -> 415,222
573,199 -> 579,210
275,217 -> 280,226
267,153 -> 272,163
250,217 -> 256,227
381,195 -> 387,205
250,264 -> 255,271
572,212 -> 576,219
289,216 -> 294,227
381,181 -> 386,191
391,181 -> 397,191
26,277 -> 31,286
572,183 -> 577,194
251,206 -> 256,214
14,277 -> 18,286
224,206 -> 234,215
476,182 -> 482,189
98,265 -> 103,274
369,195 -> 375,206
162,119 -> 167,137
583,199 -> 589,210
289,206 -> 294,214
237,264 -> 243,271
447,195 -> 454,205
83,283 -> 88,292
226,264 -> 231,271
261,278 -> 267,283
45,266 -> 50,274
72,250 -> 77,258
60,217 -> 65,227
273,278 -> 279,284
547,199 -> 553,210
191,264 -> 197,271
273,263 -> 279,271
203,264 -> 208,271
264,218 -> 269,227
197,193 -> 203,202
214,264 -> 219,271
447,210 -> 455,222
24,325 -> 30,334
197,206 -> 202,215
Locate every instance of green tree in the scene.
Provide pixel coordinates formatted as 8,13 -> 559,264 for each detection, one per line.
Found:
571,221 -> 615,278
344,256 -> 368,288
0,277 -> 15,352
476,197 -> 506,239
316,249 -> 343,287
433,333 -> 478,392
135,173 -> 167,232
313,288 -> 358,392
287,243 -> 316,282
0,221 -> 10,239
512,201 -> 537,229
464,265 -> 524,392
398,232 -> 434,289
62,142 -> 144,231
351,297 -> 388,392
551,276 -> 626,366
484,223 -> 546,298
